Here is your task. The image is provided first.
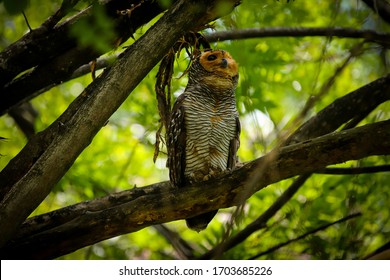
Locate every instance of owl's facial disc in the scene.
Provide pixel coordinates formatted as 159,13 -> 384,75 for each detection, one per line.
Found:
199,50 -> 238,79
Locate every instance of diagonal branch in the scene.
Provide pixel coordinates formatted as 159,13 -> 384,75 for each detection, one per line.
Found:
286,74 -> 390,144
1,120 -> 390,259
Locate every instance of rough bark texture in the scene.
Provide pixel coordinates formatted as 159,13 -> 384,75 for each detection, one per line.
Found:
1,120 -> 389,259
0,0 -> 241,248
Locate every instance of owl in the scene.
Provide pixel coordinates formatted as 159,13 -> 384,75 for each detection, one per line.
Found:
167,49 -> 240,231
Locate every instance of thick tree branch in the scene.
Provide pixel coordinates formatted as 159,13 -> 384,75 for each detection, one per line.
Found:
1,120 -> 390,259
286,74 -> 390,144
0,0 -> 241,248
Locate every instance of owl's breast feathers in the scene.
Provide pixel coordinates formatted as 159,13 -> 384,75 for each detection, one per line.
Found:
168,49 -> 240,189
168,89 -> 240,187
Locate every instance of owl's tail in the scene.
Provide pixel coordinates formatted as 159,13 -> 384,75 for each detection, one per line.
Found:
186,210 -> 218,232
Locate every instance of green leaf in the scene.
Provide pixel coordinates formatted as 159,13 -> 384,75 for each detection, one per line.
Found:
3,0 -> 29,15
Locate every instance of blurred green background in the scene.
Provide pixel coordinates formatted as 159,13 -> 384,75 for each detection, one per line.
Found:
0,0 -> 389,259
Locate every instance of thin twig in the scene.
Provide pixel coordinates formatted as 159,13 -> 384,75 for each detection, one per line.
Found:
153,224 -> 196,259
297,42 -> 365,126
205,27 -> 390,46
315,165 -> 390,175
22,12 -> 33,31
249,212 -> 362,259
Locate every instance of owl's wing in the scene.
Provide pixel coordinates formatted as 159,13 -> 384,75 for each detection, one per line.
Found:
227,115 -> 241,169
168,94 -> 187,188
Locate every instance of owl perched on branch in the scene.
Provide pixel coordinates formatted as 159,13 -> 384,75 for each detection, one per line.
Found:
168,49 -> 240,231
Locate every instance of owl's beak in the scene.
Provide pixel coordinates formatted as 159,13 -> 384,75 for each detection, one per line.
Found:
221,58 -> 228,68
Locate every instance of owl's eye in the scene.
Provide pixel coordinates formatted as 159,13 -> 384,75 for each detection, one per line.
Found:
207,54 -> 217,61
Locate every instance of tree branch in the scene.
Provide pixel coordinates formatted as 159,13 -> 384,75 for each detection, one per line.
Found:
1,120 -> 390,259
0,0 -> 241,248
286,74 -> 390,144
204,27 -> 390,45
3,26 -> 389,116
315,165 -> 390,175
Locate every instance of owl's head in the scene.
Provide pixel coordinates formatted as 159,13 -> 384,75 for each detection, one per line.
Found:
189,49 -> 239,90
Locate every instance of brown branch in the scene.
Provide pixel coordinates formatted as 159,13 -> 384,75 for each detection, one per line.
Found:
42,0 -> 81,30
364,241 -> 390,260
0,0 -> 241,249
0,6 -> 89,88
286,74 -> 390,144
1,120 -> 390,259
205,27 -> 390,45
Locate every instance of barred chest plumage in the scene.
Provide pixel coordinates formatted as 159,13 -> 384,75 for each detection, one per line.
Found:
183,90 -> 238,183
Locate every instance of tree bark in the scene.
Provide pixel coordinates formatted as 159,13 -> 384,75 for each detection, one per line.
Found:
1,120 -> 389,259
0,0 -> 241,248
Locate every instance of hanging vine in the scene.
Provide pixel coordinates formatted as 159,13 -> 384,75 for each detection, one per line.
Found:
153,30 -> 211,162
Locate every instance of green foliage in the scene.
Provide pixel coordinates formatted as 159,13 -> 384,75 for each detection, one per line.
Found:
157,0 -> 173,9
1,0 -> 30,15
69,2 -> 117,54
1,0 -> 389,259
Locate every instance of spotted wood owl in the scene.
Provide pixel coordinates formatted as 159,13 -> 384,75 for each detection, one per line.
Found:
167,49 -> 240,231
